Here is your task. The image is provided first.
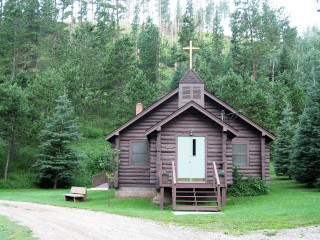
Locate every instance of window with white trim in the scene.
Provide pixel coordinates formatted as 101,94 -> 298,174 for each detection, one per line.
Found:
232,143 -> 248,166
131,141 -> 148,165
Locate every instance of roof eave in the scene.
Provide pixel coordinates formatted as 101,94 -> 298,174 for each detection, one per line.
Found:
105,88 -> 179,141
204,90 -> 275,141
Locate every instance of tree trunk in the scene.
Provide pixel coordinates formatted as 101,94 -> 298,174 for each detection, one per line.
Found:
116,0 -> 120,35
53,176 -> 58,189
272,60 -> 275,85
83,106 -> 87,136
126,0 -> 130,33
79,0 -> 83,25
4,136 -> 14,181
4,115 -> 15,180
97,106 -> 101,129
248,11 -> 256,82
0,0 -> 3,23
12,23 -> 17,78
171,25 -> 173,46
35,56 -> 39,73
91,0 -> 94,23
52,34 -> 56,62
158,0 -> 162,43
69,2 -> 74,43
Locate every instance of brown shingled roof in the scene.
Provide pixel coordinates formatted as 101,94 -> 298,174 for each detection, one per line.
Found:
179,69 -> 204,84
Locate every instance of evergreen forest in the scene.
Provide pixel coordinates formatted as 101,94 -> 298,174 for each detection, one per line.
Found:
0,0 -> 319,188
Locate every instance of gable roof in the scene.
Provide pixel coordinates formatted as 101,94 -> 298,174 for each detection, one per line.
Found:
204,90 -> 275,141
179,69 -> 204,84
105,74 -> 275,142
145,101 -> 238,136
105,88 -> 179,141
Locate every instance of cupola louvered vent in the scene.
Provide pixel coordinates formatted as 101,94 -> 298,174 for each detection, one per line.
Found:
178,69 -> 204,107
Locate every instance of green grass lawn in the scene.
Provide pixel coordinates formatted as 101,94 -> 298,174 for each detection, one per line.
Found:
0,216 -> 35,240
0,176 -> 319,234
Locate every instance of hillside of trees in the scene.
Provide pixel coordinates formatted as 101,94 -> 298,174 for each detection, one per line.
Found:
0,0 -> 319,188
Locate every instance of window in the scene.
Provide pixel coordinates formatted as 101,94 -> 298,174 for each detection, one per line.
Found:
232,143 -> 248,166
193,139 -> 196,156
131,141 -> 148,165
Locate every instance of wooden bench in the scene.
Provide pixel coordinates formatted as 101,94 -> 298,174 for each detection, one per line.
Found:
63,187 -> 87,202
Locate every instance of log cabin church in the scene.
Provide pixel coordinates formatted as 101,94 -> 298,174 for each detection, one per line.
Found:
106,44 -> 275,212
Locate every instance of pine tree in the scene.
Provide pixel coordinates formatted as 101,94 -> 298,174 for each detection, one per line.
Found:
124,70 -> 155,118
274,106 -> 295,178
178,0 -> 197,47
170,62 -> 186,90
34,94 -> 82,189
0,82 -> 29,180
291,81 -> 320,186
138,17 -> 160,83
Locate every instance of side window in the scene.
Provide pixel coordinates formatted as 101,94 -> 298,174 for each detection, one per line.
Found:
131,141 -> 148,165
232,143 -> 248,166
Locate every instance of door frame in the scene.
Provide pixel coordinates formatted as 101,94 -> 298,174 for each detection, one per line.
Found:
175,132 -> 208,182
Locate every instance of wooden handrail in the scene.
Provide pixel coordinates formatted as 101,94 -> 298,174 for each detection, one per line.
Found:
92,172 -> 108,188
172,161 -> 177,186
213,161 -> 220,186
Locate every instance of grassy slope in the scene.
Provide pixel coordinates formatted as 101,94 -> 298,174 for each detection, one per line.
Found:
0,177 -> 319,234
0,215 -> 35,240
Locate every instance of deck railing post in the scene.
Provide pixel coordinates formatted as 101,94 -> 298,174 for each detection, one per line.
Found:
217,185 -> 221,211
223,162 -> 227,187
160,161 -> 163,187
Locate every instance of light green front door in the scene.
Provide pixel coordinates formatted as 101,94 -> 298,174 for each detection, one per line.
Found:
177,136 -> 205,182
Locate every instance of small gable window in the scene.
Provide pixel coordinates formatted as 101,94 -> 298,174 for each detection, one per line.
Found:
232,143 -> 248,166
131,141 -> 148,165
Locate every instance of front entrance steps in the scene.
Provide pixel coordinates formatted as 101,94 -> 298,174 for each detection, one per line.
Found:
173,187 -> 220,212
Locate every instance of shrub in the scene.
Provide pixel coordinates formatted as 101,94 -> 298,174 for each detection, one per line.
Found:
227,167 -> 269,197
0,171 -> 37,189
85,127 -> 104,138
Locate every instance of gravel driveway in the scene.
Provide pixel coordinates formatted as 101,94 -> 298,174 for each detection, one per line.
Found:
0,200 -> 319,240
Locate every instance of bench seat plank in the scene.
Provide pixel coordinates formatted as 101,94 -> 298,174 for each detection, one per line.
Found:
63,194 -> 85,198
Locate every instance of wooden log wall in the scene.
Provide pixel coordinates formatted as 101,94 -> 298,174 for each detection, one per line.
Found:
116,94 -> 179,187
204,96 -> 270,183
108,93 -> 271,188
161,108 -> 224,181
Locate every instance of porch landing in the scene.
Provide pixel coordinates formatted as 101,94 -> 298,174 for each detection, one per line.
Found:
89,183 -> 109,190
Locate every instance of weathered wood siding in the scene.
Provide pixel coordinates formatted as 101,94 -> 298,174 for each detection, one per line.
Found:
116,94 -> 179,187
161,108 -> 224,181
265,142 -> 270,183
109,93 -> 271,188
204,95 -> 270,183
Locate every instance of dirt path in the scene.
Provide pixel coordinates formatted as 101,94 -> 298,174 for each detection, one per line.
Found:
0,200 -> 319,240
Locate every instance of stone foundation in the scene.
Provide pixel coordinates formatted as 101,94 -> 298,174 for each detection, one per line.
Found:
152,189 -> 172,206
115,187 -> 157,199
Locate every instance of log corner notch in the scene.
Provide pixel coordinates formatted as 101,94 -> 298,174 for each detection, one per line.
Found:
261,133 -> 266,181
